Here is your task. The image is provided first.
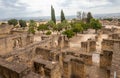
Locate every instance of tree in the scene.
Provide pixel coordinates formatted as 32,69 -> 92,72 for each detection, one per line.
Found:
61,9 -> 66,22
8,19 -> 18,26
72,23 -> 83,35
83,23 -> 89,30
37,24 -> 49,34
87,12 -> 93,23
28,20 -> 37,34
80,21 -> 88,31
46,20 -> 56,30
51,5 -> 56,24
46,30 -> 52,35
90,19 -> 102,33
60,20 -> 70,30
62,29 -> 75,39
56,23 -> 64,32
77,11 -> 81,20
103,18 -> 113,21
56,20 -> 70,32
82,12 -> 86,22
19,20 -> 27,27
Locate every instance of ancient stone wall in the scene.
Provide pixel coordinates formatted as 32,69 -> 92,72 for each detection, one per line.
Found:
63,55 -> 85,78
51,63 -> 61,78
81,42 -> 88,52
0,37 -> 60,76
0,34 -> 34,55
0,58 -> 29,78
58,35 -> 69,49
71,59 -> 85,78
102,39 -> 114,51
63,60 -> 71,78
100,50 -> 113,68
0,35 -> 16,55
80,54 -> 92,65
109,33 -> 120,39
33,58 -> 61,78
22,72 -> 41,78
35,48 -> 51,60
89,41 -> 96,52
81,40 -> 96,53
0,24 -> 13,35
102,28 -> 113,34
110,40 -> 120,78
3,38 -> 55,68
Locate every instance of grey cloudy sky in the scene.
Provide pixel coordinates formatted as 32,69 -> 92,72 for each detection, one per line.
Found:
0,0 -> 120,18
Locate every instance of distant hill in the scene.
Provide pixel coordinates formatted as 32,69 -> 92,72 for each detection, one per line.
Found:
0,16 -> 76,21
1,13 -> 120,21
94,13 -> 120,19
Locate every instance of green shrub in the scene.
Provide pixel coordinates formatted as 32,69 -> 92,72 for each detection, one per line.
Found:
46,31 -> 52,35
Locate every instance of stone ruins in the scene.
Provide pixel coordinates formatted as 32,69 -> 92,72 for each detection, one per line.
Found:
0,22 -> 120,78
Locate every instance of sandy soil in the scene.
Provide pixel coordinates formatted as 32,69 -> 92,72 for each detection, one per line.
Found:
69,34 -> 96,48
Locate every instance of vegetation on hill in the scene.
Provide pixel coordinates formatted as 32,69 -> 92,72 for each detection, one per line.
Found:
37,24 -> 49,34
62,29 -> 75,39
6,6 -> 102,39
90,18 -> 102,33
19,20 -> 27,27
46,30 -> 52,35
28,20 -> 37,34
71,22 -> 83,35
8,19 -> 18,26
46,20 -> 56,31
103,18 -> 113,21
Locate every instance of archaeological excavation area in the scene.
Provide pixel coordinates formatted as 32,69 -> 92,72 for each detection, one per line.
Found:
0,23 -> 120,78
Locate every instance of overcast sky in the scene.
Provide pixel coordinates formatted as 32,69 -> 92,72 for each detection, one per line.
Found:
0,0 -> 120,18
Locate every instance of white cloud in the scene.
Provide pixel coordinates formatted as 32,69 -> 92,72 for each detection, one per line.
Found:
0,0 -> 120,18
18,0 -> 113,15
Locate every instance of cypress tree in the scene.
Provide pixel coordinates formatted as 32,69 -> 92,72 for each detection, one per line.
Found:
51,5 -> 56,24
61,9 -> 66,22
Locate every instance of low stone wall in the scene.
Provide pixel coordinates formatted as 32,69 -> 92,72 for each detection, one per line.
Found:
0,38 -> 54,69
102,39 -> 114,51
81,39 -> 96,53
35,47 -> 51,60
33,58 -> 61,78
0,33 -> 33,55
109,33 -> 120,39
0,58 -> 29,78
71,59 -> 85,78
100,50 -> 113,68
110,40 -> 120,78
0,24 -> 13,35
63,55 -> 85,78
22,72 -> 41,78
63,60 -> 71,78
80,53 -> 92,65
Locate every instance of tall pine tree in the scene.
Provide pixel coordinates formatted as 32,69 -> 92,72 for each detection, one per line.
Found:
61,9 -> 66,22
51,5 -> 56,24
